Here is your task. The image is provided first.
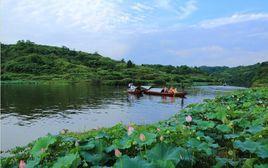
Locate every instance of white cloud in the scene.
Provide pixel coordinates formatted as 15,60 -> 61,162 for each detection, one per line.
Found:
199,13 -> 268,28
11,0 -> 133,32
2,0 -> 267,66
131,3 -> 153,12
154,0 -> 197,19
176,0 -> 197,19
155,0 -> 172,10
3,0 -> 198,35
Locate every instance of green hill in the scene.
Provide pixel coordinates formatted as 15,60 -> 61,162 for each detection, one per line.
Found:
200,62 -> 268,87
0,40 -> 215,86
1,40 -> 267,87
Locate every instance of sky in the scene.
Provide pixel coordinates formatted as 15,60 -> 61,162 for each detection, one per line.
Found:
1,0 -> 268,66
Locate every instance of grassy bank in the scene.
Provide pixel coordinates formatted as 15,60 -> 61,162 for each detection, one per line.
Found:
1,88 -> 268,168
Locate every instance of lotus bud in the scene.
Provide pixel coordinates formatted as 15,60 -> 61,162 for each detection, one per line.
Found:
19,160 -> 26,168
139,133 -> 146,141
115,149 -> 122,157
127,126 -> 134,136
160,136 -> 164,142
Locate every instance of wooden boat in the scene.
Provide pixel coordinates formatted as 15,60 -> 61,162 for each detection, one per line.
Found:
127,90 -> 143,95
144,90 -> 187,97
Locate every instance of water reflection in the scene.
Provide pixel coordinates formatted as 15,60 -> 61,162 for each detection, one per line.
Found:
1,84 -> 244,150
1,83 -> 125,121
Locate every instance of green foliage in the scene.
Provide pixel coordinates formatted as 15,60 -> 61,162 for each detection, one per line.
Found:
146,143 -> 190,166
52,153 -> 80,168
30,135 -> 57,156
200,62 -> 268,87
1,87 -> 268,167
0,41 -> 201,85
126,60 -> 135,68
5,40 -> 266,86
114,156 -> 153,168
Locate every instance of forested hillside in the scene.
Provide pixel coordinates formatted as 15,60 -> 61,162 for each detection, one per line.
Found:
200,62 -> 268,87
1,40 -> 267,87
0,40 -> 214,85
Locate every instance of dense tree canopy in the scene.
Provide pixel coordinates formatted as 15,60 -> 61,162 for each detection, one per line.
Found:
1,40 -> 267,87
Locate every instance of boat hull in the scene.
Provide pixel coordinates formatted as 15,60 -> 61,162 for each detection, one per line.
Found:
127,90 -> 143,95
144,90 -> 187,97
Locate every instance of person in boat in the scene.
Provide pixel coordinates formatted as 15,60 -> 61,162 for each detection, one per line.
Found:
128,83 -> 135,90
168,86 -> 177,94
161,86 -> 168,93
135,84 -> 142,92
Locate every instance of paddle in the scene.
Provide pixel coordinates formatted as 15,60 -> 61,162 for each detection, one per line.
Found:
140,86 -> 153,93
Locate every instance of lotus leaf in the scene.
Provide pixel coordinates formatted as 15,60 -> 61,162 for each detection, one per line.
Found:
194,120 -> 215,130
245,126 -> 264,134
254,164 -> 268,168
52,153 -> 80,168
224,133 -> 240,139
80,151 -> 108,165
146,143 -> 188,165
79,140 -> 95,150
216,124 -> 232,133
31,135 -> 57,157
114,156 -> 153,168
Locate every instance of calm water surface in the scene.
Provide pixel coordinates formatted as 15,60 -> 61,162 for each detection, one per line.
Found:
1,83 -> 244,150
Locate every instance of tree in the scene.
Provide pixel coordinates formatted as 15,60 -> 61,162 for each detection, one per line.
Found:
120,59 -> 126,63
127,60 -> 135,68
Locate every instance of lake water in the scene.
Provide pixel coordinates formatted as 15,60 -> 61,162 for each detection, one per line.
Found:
1,83 -> 244,151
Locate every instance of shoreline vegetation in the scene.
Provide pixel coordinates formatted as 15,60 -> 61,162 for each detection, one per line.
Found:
1,40 -> 268,87
1,88 -> 268,167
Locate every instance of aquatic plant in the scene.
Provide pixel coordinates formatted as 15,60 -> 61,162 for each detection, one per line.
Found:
1,88 -> 268,167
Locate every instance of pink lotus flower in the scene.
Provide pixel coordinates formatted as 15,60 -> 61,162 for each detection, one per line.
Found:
114,149 -> 122,157
157,128 -> 161,132
139,133 -> 146,141
185,115 -> 192,123
19,160 -> 26,168
127,126 -> 134,136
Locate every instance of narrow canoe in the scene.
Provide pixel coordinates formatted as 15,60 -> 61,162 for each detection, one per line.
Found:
127,90 -> 143,95
144,90 -> 187,97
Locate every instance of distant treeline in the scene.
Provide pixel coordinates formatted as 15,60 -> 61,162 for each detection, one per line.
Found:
199,62 -> 268,87
1,40 -> 267,87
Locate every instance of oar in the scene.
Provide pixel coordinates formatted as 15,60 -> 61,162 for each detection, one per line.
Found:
141,86 -> 153,93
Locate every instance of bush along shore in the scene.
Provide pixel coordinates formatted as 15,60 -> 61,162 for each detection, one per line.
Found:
1,88 -> 268,168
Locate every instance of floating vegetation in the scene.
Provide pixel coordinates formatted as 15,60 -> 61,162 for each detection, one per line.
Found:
1,88 -> 268,167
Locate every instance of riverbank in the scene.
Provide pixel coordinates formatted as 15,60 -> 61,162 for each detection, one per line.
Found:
1,78 -> 218,86
1,78 -> 221,89
1,88 -> 268,167
3,42 -> 267,88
